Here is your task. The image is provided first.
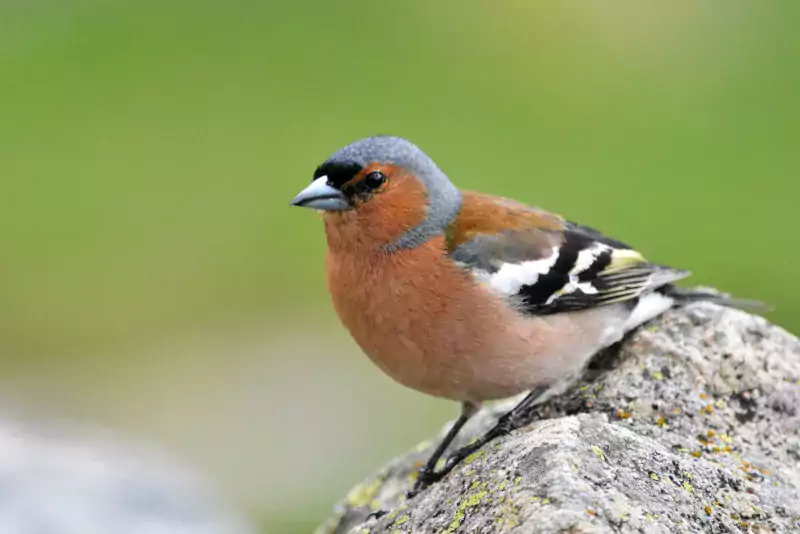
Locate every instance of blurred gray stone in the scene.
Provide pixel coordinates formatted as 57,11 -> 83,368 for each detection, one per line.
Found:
317,302 -> 800,533
0,418 -> 254,534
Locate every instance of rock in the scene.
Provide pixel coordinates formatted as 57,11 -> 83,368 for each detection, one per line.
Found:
316,302 -> 800,534
0,417 -> 255,534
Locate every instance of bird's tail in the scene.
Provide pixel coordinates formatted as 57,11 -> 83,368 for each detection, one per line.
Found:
660,284 -> 771,312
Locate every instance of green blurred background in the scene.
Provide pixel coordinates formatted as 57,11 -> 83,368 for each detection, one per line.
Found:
1,2 -> 797,532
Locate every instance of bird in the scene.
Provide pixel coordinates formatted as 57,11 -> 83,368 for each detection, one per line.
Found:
290,135 -> 763,498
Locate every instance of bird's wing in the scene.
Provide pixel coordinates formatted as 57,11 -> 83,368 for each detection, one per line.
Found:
446,192 -> 690,315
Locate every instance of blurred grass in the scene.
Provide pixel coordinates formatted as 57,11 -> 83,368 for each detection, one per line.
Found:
1,2 -> 798,533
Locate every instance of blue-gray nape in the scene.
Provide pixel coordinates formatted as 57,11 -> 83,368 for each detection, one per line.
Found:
325,136 -> 463,252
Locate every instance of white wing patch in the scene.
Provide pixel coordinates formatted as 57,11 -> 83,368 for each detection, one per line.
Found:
490,248 -> 560,294
538,242 -> 616,304
473,244 -> 619,300
570,243 -> 611,275
469,246 -> 560,295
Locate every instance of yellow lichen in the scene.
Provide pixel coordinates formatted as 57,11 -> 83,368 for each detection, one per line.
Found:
345,478 -> 383,509
443,491 -> 488,534
392,515 -> 409,527
386,504 -> 408,522
590,445 -> 606,461
464,450 -> 485,465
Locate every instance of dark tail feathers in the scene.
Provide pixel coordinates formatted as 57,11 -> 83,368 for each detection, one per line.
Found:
660,285 -> 771,312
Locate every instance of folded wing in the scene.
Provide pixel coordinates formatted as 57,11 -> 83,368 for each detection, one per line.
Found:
447,193 -> 690,315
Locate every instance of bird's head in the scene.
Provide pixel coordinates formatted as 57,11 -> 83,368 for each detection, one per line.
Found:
291,136 -> 462,252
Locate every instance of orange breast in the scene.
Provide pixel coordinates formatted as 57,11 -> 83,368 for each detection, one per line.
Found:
325,235 -> 519,400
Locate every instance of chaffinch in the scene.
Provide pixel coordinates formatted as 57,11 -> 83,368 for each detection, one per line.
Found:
291,135 -> 762,497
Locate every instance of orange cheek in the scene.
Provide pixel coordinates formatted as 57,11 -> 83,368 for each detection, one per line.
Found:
361,175 -> 429,240
324,173 -> 430,252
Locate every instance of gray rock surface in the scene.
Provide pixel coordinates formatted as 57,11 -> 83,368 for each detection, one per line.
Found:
0,417 -> 254,534
317,302 -> 800,533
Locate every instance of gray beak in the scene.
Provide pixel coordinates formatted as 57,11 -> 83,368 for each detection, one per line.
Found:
290,176 -> 350,211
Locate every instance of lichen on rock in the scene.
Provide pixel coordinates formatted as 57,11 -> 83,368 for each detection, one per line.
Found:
317,302 -> 800,534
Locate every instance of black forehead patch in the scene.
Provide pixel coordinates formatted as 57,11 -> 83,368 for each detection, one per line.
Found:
313,160 -> 363,189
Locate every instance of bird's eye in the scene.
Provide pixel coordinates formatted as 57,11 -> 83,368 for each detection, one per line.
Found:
364,171 -> 386,190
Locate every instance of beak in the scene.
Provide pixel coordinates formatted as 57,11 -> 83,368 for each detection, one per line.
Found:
290,176 -> 350,211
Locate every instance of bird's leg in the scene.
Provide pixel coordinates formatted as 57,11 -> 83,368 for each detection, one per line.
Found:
430,387 -> 549,487
406,401 -> 478,498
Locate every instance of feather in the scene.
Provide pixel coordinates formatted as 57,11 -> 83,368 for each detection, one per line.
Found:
447,193 -> 691,316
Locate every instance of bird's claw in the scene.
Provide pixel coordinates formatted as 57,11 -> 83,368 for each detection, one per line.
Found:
366,509 -> 388,521
404,487 -> 420,500
405,398 -> 536,499
406,466 -> 442,499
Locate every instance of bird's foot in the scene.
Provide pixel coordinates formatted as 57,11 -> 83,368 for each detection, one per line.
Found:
409,409 -> 523,496
366,509 -> 388,521
405,465 -> 445,499
405,433 -> 506,499
405,389 -> 546,498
